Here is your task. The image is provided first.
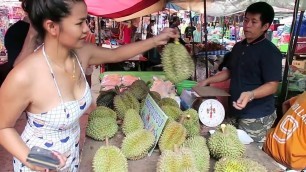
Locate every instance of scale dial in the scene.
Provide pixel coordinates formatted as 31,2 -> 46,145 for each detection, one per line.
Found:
198,99 -> 225,127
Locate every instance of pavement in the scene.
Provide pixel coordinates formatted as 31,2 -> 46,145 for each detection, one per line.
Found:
0,67 -> 101,171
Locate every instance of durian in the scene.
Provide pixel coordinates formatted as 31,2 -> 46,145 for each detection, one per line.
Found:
159,97 -> 179,108
214,157 -> 247,172
183,136 -> 210,172
86,116 -> 118,141
88,106 -> 117,121
92,139 -> 128,172
96,89 -> 117,108
208,124 -> 245,159
156,147 -> 198,172
113,91 -> 140,119
121,129 -> 155,160
181,109 -> 201,137
158,120 -> 187,152
161,105 -> 183,121
161,42 -> 195,83
122,109 -> 144,135
214,158 -> 267,172
129,80 -> 150,100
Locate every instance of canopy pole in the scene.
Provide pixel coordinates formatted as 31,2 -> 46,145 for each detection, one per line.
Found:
203,0 -> 209,79
97,17 -> 102,46
141,16 -> 144,40
277,0 -> 302,121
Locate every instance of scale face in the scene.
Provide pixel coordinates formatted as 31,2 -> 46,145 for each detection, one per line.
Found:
198,99 -> 225,127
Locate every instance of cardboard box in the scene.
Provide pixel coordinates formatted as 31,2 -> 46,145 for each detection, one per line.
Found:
292,60 -> 306,69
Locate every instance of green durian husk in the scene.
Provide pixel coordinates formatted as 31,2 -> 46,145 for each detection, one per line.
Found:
86,117 -> 118,141
122,109 -> 144,135
92,145 -> 128,172
159,97 -> 179,108
161,105 -> 183,121
121,129 -> 155,160
88,106 -> 117,121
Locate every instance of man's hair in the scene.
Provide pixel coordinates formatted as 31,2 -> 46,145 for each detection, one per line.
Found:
245,2 -> 275,26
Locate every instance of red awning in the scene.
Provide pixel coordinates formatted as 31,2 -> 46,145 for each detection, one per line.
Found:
85,0 -> 159,18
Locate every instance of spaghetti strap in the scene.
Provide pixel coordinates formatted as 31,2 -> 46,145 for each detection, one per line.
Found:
42,45 -> 64,104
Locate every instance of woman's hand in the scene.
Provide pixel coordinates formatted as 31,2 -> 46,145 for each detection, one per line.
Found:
152,28 -> 179,46
28,151 -> 67,172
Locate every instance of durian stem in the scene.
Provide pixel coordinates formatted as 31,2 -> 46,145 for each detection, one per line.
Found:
173,144 -> 178,152
174,38 -> 180,45
221,124 -> 226,133
105,137 -> 109,146
179,115 -> 189,124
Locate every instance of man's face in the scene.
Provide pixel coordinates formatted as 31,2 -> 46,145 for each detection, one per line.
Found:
243,13 -> 269,42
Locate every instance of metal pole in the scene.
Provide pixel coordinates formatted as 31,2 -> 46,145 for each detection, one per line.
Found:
204,0 -> 209,78
277,0 -> 301,118
97,17 -> 102,46
141,16 -> 144,40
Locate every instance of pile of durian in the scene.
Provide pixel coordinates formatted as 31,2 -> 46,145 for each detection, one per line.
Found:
88,79 -> 267,172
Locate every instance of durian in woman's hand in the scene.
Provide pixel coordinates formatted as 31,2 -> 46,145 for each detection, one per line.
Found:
161,40 -> 195,84
93,138 -> 128,172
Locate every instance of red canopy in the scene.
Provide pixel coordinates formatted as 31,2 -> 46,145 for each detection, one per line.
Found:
85,0 -> 160,18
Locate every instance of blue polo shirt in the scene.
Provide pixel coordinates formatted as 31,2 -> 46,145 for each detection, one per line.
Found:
227,35 -> 282,119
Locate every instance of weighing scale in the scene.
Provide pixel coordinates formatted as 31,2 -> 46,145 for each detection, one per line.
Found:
191,86 -> 230,127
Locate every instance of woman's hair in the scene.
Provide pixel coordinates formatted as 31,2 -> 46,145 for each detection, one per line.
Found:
22,0 -> 84,38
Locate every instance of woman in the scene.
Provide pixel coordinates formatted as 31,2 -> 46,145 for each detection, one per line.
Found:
0,0 -> 177,171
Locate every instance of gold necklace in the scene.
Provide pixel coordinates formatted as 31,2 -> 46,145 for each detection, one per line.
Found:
72,57 -> 76,80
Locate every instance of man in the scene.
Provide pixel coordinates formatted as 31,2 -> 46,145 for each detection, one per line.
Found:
264,92 -> 306,171
184,22 -> 196,41
146,20 -> 155,39
1,16 -> 38,86
198,2 -> 282,147
170,16 -> 185,45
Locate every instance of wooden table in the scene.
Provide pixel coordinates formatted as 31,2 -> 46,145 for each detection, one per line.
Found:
79,130 -> 282,172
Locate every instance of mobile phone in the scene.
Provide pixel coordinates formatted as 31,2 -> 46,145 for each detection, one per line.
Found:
26,146 -> 60,170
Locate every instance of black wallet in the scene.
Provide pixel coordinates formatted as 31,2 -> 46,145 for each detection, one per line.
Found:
26,146 -> 60,170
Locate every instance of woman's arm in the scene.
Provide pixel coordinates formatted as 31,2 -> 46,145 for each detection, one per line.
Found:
85,28 -> 178,65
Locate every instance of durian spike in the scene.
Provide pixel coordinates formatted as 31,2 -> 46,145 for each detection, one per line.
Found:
105,137 -> 109,146
221,124 -> 226,133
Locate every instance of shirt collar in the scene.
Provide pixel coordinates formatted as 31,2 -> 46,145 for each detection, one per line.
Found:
242,34 -> 266,45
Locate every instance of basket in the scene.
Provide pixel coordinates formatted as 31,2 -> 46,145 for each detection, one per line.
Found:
175,80 -> 197,95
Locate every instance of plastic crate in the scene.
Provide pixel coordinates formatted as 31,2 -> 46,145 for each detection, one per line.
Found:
100,71 -> 166,83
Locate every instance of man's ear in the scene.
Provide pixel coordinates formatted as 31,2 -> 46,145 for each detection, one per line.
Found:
262,23 -> 270,32
43,19 -> 59,36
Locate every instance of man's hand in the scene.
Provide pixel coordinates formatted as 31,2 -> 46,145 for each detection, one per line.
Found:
233,91 -> 254,110
197,80 -> 209,87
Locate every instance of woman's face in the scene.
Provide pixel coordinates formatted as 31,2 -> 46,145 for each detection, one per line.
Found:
58,1 -> 89,49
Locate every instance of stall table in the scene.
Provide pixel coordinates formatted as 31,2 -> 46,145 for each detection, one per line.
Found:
80,129 -> 282,172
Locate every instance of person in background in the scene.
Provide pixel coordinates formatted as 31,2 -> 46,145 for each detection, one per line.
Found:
264,92 -> 306,171
121,21 -> 133,44
197,2 -> 282,148
0,0 -> 178,171
1,16 -> 38,86
180,20 -> 187,39
184,22 -> 196,42
192,23 -> 202,43
170,16 -> 185,45
146,20 -> 155,39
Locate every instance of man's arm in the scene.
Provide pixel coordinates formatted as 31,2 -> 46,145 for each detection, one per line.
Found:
233,81 -> 279,110
197,70 -> 230,86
